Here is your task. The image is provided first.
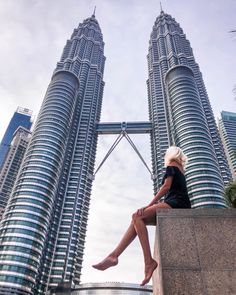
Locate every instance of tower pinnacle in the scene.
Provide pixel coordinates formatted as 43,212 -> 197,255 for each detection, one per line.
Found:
92,6 -> 96,17
160,2 -> 163,12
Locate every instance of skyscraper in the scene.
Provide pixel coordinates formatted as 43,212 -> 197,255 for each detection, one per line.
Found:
0,126 -> 31,220
147,10 -> 231,207
0,107 -> 32,171
219,111 -> 236,180
0,13 -> 105,295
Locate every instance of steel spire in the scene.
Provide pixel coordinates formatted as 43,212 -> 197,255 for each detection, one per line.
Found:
160,2 -> 163,12
92,6 -> 96,17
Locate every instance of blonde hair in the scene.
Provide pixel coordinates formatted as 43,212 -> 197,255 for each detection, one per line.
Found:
164,146 -> 188,169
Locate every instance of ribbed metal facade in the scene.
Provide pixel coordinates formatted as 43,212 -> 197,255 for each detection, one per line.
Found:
165,66 -> 226,206
219,111 -> 236,180
147,10 -> 231,207
0,14 -> 105,295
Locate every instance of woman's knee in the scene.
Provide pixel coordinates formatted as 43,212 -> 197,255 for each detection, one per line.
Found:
132,212 -> 136,221
132,212 -> 140,223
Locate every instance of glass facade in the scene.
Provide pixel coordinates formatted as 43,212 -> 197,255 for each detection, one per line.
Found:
0,14 -> 105,295
165,66 -> 226,207
219,111 -> 236,180
147,10 -> 231,207
0,107 -> 32,171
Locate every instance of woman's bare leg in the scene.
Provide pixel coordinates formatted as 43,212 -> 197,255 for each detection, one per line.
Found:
93,202 -> 171,278
110,221 -> 137,257
132,202 -> 171,285
92,207 -> 157,271
92,222 -> 137,270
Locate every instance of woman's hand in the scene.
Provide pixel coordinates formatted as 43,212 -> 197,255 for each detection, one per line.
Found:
136,206 -> 148,216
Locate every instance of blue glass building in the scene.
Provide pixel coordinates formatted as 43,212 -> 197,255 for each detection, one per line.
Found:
0,107 -> 32,171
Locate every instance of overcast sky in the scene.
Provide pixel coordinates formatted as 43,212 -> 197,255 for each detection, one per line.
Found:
0,0 -> 235,286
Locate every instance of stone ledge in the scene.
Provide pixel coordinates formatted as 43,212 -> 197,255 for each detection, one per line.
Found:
153,208 -> 236,217
152,209 -> 236,295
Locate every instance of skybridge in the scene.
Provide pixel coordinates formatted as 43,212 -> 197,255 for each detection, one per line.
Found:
96,121 -> 152,135
93,121 -> 155,180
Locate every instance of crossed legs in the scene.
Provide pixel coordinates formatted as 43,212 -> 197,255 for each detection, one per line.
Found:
92,202 -> 171,285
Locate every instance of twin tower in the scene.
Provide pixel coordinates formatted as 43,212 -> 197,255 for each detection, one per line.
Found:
0,10 -> 231,295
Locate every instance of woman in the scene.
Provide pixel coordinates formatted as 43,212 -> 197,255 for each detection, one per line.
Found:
93,146 -> 191,286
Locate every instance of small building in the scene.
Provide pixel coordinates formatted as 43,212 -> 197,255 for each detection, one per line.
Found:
48,282 -> 152,295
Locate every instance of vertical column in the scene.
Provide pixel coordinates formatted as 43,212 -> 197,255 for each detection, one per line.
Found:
165,65 -> 226,208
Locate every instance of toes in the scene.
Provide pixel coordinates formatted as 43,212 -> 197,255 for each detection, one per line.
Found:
140,279 -> 148,286
140,260 -> 158,285
140,276 -> 150,286
92,257 -> 118,271
92,263 -> 103,271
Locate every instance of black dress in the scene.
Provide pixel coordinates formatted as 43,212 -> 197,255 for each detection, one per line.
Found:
161,166 -> 191,209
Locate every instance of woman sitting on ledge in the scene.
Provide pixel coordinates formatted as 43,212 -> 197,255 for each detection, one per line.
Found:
93,146 -> 191,286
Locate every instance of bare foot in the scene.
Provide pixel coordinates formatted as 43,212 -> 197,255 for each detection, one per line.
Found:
92,255 -> 118,271
140,259 -> 158,286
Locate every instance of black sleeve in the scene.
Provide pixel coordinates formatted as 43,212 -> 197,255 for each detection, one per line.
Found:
162,166 -> 175,184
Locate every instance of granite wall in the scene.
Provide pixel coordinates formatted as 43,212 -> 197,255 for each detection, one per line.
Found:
152,209 -> 236,295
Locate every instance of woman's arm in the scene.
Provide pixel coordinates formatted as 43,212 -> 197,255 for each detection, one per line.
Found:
147,176 -> 173,207
136,176 -> 173,216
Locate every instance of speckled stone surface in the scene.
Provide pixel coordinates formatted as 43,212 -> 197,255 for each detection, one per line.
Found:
152,209 -> 236,295
202,270 -> 236,295
162,270 -> 204,295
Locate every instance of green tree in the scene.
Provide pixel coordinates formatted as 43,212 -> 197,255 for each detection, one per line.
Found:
225,181 -> 236,208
